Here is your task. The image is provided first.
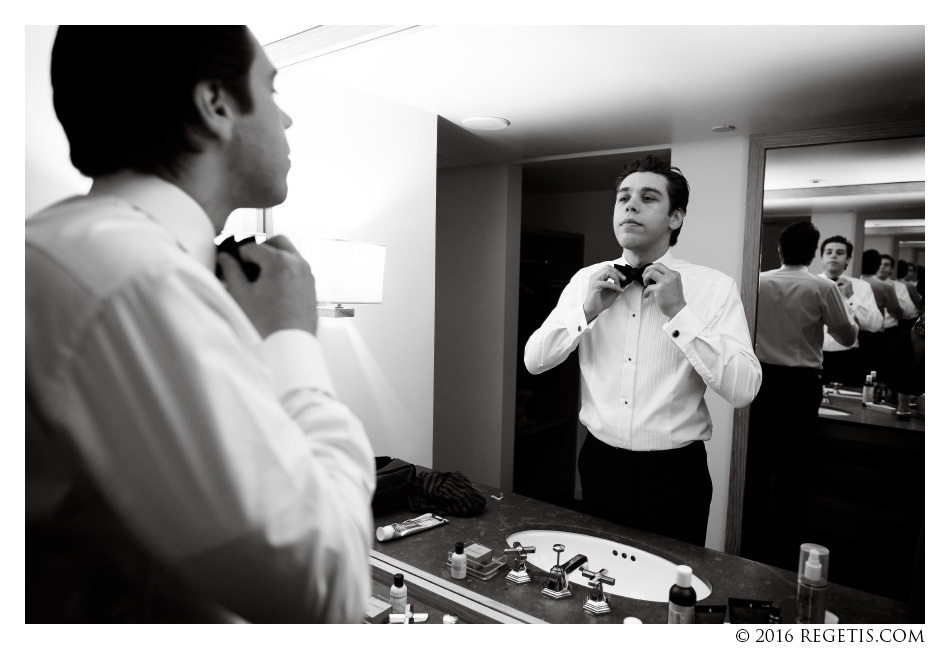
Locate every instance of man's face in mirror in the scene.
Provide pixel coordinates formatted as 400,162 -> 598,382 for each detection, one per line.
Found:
877,258 -> 893,281
821,243 -> 849,279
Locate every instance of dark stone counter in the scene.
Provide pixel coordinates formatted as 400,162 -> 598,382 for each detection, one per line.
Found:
372,477 -> 912,624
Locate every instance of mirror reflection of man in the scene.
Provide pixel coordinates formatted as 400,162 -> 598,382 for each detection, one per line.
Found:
524,155 -> 761,547
878,253 -> 918,333
817,236 -> 883,387
26,26 -> 375,622
745,221 -> 857,569
860,249 -> 904,372
897,260 -> 924,314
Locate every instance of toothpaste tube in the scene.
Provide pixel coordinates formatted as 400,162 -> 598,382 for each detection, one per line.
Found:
376,513 -> 447,542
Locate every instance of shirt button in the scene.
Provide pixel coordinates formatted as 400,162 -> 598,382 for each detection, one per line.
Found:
577,325 -> 582,332
672,330 -> 680,338
631,313 -> 636,318
628,357 -> 632,361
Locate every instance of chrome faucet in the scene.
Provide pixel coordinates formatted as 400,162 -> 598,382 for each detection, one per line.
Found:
580,567 -> 616,615
541,544 -> 589,599
504,541 -> 536,584
822,382 -> 843,405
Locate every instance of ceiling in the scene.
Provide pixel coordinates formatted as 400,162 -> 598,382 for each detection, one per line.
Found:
254,24 -> 925,208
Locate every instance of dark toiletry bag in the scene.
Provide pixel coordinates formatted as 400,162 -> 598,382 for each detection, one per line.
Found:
372,456 -> 417,515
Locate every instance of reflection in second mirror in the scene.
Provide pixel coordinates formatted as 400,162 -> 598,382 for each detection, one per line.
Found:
740,136 -> 924,602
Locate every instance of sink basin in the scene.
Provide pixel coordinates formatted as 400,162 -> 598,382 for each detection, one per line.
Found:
818,406 -> 850,416
506,529 -> 711,602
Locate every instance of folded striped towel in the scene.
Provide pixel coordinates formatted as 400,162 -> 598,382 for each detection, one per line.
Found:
407,470 -> 487,517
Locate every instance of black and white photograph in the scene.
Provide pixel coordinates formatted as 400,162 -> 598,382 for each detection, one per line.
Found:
19,5 -> 939,640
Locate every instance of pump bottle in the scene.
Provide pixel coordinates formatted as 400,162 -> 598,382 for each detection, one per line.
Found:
390,573 -> 407,614
668,565 -> 696,623
796,544 -> 829,623
451,541 -> 467,579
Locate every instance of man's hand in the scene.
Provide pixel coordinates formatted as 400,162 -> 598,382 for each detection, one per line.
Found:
642,263 -> 687,319
583,264 -> 627,322
835,277 -> 854,300
218,235 -> 318,338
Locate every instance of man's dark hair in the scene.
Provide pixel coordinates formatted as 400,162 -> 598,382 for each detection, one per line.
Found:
880,253 -> 895,266
614,155 -> 690,246
820,235 -> 853,259
778,220 -> 820,266
897,259 -> 909,278
862,249 -> 882,275
51,26 -> 257,177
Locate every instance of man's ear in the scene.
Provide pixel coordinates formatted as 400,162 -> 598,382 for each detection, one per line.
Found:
192,79 -> 235,142
669,208 -> 685,232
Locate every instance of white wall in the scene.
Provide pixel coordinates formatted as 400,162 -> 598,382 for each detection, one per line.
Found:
273,68 -> 438,468
25,26 -> 91,216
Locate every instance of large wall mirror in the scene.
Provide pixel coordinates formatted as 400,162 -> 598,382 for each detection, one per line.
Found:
726,120 -> 925,602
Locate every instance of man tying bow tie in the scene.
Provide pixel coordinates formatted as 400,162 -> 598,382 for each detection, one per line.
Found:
613,263 -> 652,288
524,155 -> 761,547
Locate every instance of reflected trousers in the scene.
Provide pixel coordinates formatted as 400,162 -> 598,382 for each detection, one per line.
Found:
578,433 -> 712,546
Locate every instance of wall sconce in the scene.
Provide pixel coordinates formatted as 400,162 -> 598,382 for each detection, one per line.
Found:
299,238 -> 386,317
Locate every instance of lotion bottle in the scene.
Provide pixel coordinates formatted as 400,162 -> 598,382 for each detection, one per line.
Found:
390,573 -> 407,614
796,544 -> 829,623
451,541 -> 467,579
668,565 -> 696,624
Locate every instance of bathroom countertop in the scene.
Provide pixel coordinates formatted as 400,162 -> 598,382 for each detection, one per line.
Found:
372,473 -> 913,624
819,391 -> 924,434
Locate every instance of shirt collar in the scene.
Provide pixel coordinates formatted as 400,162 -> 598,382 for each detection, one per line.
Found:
89,171 -> 217,272
779,264 -> 809,272
616,248 -> 675,268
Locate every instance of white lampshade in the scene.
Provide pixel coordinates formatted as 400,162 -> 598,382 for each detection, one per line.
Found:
299,238 -> 386,314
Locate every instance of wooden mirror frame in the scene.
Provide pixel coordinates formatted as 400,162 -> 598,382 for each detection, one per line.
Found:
724,119 -> 925,555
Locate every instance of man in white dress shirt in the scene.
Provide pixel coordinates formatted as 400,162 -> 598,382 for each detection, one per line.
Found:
524,156 -> 761,546
26,27 -> 375,622
817,235 -> 883,387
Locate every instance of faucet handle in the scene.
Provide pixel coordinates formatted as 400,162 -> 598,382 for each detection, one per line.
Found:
580,567 -> 615,616
503,541 -> 536,557
389,603 -> 430,624
580,567 -> 616,588
505,542 -> 535,584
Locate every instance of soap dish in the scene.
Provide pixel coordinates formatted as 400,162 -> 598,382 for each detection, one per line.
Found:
445,539 -> 508,581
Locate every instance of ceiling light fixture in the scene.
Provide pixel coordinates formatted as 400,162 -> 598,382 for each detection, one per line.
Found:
461,116 -> 511,131
711,125 -> 736,133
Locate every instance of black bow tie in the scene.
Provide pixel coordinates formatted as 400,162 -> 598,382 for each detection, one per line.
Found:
613,263 -> 651,288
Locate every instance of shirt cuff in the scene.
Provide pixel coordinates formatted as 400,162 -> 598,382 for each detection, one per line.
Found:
260,329 -> 338,399
568,305 -> 592,338
662,303 -> 703,348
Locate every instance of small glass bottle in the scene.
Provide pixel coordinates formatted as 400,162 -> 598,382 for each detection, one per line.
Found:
451,541 -> 467,579
390,573 -> 407,614
862,374 -> 874,404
